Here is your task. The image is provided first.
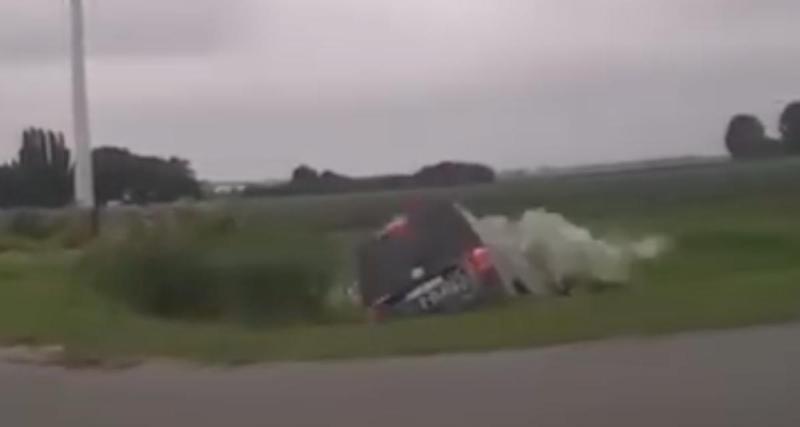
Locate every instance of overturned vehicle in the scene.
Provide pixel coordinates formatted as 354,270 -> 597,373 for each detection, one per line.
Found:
355,201 -> 665,319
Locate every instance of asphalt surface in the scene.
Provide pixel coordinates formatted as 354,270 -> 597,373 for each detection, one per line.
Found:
2,323 -> 799,427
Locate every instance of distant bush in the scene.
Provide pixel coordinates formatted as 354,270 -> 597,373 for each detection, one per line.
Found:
6,210 -> 55,240
0,235 -> 44,253
81,215 -> 340,325
244,161 -> 496,198
0,209 -> 99,249
53,215 -> 97,249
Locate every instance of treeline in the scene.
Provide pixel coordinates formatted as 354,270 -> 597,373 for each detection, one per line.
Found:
244,161 -> 496,197
0,127 -> 201,208
725,101 -> 800,159
94,147 -> 200,205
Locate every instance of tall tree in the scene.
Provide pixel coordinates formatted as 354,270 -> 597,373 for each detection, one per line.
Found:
14,127 -> 72,207
780,101 -> 800,153
0,128 -> 200,208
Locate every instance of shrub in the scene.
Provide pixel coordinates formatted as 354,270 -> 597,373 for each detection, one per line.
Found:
81,216 -> 340,325
6,210 -> 54,240
55,222 -> 96,249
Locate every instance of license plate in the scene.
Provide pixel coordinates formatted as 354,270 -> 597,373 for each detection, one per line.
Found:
407,268 -> 473,311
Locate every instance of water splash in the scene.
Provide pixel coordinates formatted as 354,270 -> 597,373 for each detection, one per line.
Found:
462,207 -> 669,295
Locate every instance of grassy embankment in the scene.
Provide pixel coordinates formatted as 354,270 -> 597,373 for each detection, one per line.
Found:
1,159 -> 800,363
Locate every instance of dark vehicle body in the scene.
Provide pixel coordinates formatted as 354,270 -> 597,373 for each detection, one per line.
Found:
356,201 -> 505,318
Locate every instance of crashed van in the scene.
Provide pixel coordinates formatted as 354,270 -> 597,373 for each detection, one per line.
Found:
355,201 -> 552,319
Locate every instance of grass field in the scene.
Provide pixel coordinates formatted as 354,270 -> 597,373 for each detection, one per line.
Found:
2,158 -> 800,364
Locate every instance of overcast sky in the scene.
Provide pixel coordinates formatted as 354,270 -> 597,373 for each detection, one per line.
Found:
1,0 -> 799,180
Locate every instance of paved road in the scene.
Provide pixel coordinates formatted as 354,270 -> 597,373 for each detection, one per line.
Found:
1,324 -> 799,427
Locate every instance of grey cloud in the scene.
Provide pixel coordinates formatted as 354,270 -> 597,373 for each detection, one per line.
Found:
0,0 -> 242,62
93,52 -> 800,181
1,0 -> 799,180
697,0 -> 800,18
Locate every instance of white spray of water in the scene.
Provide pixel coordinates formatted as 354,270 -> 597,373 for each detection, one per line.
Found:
461,207 -> 670,295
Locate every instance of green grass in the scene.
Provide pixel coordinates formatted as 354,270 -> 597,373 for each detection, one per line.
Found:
3,158 -> 800,363
80,219 -> 340,325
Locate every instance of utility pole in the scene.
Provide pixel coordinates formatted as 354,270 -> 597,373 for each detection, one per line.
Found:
70,0 -> 95,208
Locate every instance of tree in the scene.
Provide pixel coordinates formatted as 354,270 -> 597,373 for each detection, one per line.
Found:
780,101 -> 800,153
93,147 -> 200,205
725,115 -> 765,159
291,165 -> 318,183
19,127 -> 70,172
244,161 -> 498,198
93,146 -> 134,204
0,164 -> 24,208
414,161 -> 496,186
15,127 -> 72,207
724,115 -> 782,160
0,128 -> 201,208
